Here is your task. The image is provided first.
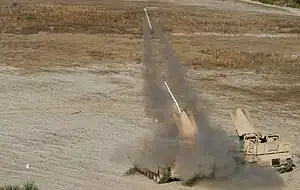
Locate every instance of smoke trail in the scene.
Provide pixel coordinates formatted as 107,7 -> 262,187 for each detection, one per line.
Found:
130,16 -> 285,189
148,20 -> 239,183
142,18 -> 171,124
125,18 -> 180,170
154,22 -> 198,111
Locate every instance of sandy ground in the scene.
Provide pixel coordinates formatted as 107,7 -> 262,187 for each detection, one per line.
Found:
0,62 -> 299,190
0,0 -> 300,190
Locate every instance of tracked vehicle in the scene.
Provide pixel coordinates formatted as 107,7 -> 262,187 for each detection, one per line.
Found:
230,108 -> 296,173
129,80 -> 199,183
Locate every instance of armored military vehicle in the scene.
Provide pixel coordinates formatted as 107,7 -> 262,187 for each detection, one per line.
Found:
128,80 -> 199,183
230,108 -> 296,173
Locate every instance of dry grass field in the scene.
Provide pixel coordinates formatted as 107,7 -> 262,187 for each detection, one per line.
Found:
254,0 -> 300,8
1,1 -> 300,73
0,0 -> 300,189
2,32 -> 300,74
1,2 -> 300,35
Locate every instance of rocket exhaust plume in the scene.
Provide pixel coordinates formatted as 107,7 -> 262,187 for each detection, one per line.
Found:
113,8 -> 285,190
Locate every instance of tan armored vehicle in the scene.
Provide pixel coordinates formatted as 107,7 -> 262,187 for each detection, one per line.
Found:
230,108 -> 296,173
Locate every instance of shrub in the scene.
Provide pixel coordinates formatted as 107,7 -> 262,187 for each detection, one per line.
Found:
0,181 -> 38,190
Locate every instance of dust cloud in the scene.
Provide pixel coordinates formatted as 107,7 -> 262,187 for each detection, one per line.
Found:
113,16 -> 285,190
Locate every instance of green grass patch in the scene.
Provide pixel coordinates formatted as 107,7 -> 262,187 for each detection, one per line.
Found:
0,181 -> 38,190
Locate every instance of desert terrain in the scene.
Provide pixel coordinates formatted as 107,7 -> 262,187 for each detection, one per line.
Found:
0,0 -> 300,189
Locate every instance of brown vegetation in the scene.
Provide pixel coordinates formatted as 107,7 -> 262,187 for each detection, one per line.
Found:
1,32 -> 300,74
186,50 -> 300,74
254,0 -> 300,8
1,2 -> 300,74
1,3 -> 300,35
